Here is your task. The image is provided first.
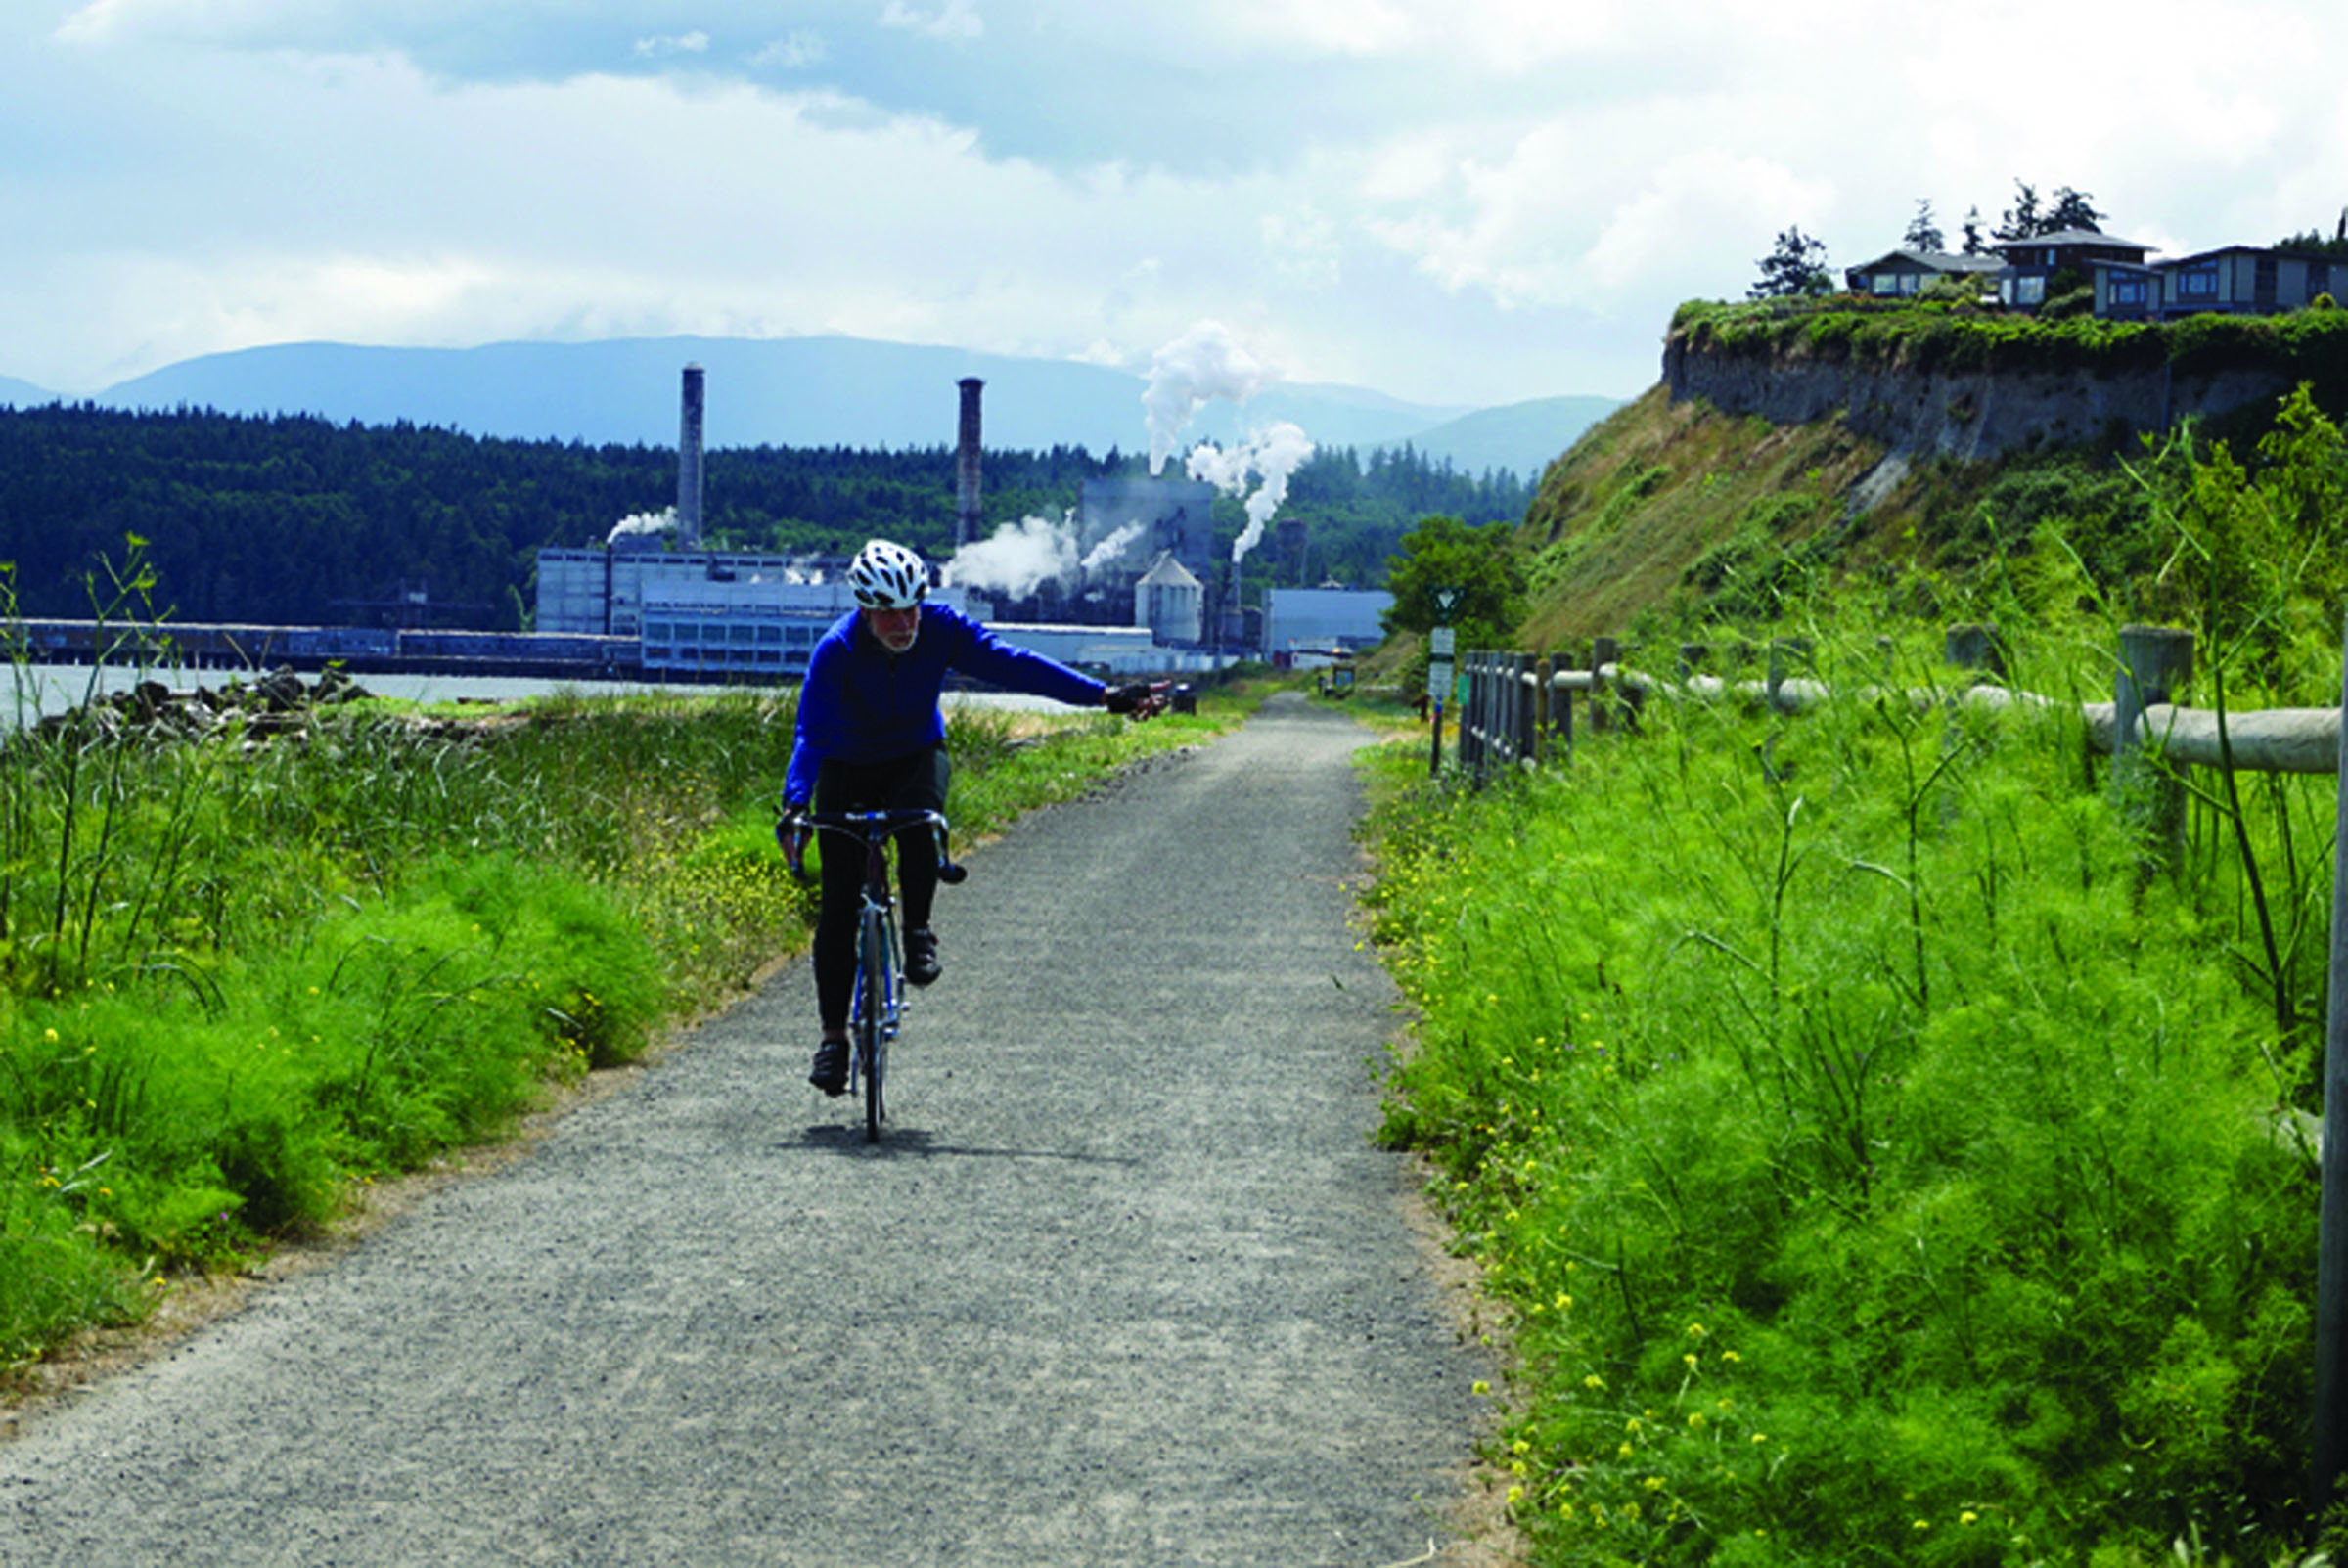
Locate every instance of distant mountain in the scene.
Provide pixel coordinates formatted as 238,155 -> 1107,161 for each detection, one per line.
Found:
0,375 -> 56,408
87,335 -> 1598,478
1373,395 -> 1622,481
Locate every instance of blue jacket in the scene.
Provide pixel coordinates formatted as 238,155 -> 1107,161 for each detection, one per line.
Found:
783,603 -> 1107,807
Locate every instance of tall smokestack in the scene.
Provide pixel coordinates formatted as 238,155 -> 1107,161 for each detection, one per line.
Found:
956,377 -> 984,549
678,363 -> 706,550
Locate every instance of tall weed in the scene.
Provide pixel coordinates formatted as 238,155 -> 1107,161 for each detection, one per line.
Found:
0,672 -> 1236,1372
1364,662 -> 2318,1563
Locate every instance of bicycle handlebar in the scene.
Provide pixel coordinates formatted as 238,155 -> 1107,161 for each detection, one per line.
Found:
779,807 -> 966,887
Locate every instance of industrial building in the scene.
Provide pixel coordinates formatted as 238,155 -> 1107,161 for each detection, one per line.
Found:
535,543 -> 984,678
1262,587 -> 1393,663
533,366 -> 1240,680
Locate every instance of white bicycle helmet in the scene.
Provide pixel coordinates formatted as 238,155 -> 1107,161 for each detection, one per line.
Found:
847,539 -> 929,609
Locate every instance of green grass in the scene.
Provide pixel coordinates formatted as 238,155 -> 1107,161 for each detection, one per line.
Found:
1358,631 -> 2326,1566
0,671 -> 1246,1378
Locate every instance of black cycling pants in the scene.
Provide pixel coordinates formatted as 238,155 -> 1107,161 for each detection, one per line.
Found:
813,745 -> 951,1031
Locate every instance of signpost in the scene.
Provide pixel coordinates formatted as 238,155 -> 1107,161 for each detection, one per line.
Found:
1428,590 -> 1462,778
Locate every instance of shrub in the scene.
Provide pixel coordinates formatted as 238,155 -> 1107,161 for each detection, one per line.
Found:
1362,650 -> 2320,1563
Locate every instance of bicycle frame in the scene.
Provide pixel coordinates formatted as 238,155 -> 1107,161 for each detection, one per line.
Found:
788,808 -> 960,1140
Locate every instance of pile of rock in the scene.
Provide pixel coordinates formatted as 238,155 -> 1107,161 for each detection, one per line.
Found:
33,666 -> 374,743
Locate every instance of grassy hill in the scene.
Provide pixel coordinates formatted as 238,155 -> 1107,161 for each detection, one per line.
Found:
1510,385 -> 1891,646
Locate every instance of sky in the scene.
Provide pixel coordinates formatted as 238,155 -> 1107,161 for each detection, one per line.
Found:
5,0 -> 2346,412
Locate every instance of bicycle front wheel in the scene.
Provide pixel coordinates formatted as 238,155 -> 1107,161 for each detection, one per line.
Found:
856,907 -> 892,1141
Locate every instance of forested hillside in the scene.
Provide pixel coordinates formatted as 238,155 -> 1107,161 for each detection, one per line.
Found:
0,404 -> 1527,627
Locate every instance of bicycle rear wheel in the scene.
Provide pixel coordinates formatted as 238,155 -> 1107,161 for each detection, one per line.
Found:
855,907 -> 891,1141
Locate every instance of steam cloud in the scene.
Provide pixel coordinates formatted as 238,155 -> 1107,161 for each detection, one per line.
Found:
941,511 -> 1081,599
608,507 -> 675,544
944,512 -> 1160,598
1144,320 -> 1276,476
1186,421 -> 1316,565
1081,521 -> 1147,571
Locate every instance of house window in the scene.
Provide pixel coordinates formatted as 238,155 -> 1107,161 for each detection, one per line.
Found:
1871,273 -> 1901,295
2110,276 -> 2148,308
2179,264 -> 2219,300
2016,276 -> 2046,306
2313,263 -> 2332,302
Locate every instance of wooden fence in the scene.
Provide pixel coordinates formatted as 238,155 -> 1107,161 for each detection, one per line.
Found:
1452,624 -> 2343,784
1447,618 -> 2348,1518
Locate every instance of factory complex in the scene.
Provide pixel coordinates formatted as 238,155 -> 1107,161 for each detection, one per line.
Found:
11,367 -> 1390,685
531,368 -> 1389,682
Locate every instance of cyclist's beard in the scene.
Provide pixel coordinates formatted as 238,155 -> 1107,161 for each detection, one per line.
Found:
877,622 -> 919,654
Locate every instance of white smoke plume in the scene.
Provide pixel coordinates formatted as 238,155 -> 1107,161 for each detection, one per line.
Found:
1144,320 -> 1277,476
608,506 -> 675,544
1186,421 -> 1316,565
1080,520 -> 1147,572
941,511 -> 1081,599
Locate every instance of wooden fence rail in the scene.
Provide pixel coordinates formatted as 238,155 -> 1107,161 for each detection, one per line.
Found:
1448,616 -> 2348,1522
1454,625 -> 2345,781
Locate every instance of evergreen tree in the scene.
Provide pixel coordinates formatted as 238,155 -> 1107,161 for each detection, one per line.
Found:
1903,199 -> 1945,254
1961,206 -> 1988,255
0,405 -> 1538,623
1750,227 -> 1834,299
2046,186 -> 2105,234
1994,181 -> 2042,243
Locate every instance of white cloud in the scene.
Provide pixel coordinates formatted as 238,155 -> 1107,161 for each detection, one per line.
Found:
1208,0 -> 1418,57
880,0 -> 982,43
1260,208 -> 1342,291
1583,151 -> 1835,298
634,31 -> 710,59
13,0 -> 2348,412
751,30 -> 827,69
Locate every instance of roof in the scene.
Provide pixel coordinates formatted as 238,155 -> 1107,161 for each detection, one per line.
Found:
1989,228 -> 2151,254
2160,243 -> 2344,267
1135,550 -> 1202,590
1847,247 -> 2004,275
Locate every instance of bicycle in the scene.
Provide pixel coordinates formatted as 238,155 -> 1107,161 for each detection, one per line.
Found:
782,807 -> 965,1142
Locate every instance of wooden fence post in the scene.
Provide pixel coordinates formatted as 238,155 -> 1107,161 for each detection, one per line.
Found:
1592,637 -> 1618,734
2317,607 -> 2348,1522
1456,651 -> 1474,782
2115,625 -> 2194,861
1768,637 -> 1813,710
1497,651 -> 1513,771
1521,652 -> 1540,770
1532,655 -> 1553,765
1467,652 -> 1489,787
1946,622 -> 2007,682
1551,650 -> 1574,759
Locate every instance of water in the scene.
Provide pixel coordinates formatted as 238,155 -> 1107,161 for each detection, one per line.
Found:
0,664 -> 1089,727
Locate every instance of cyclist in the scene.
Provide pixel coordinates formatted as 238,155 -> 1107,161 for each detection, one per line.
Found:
780,538 -> 1165,1096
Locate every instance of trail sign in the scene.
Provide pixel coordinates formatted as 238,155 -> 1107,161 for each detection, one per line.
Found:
1431,586 -> 1465,623
1425,658 -> 1455,701
1428,627 -> 1457,657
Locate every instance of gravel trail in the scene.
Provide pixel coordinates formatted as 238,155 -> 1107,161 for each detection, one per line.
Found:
0,693 -> 1495,1567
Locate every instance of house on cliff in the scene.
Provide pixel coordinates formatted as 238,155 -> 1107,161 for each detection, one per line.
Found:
1851,225 -> 2338,323
1988,228 -> 2155,309
1842,248 -> 2004,298
2098,244 -> 2341,321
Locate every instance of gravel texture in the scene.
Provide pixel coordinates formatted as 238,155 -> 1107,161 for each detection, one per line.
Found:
0,693 -> 1497,1567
